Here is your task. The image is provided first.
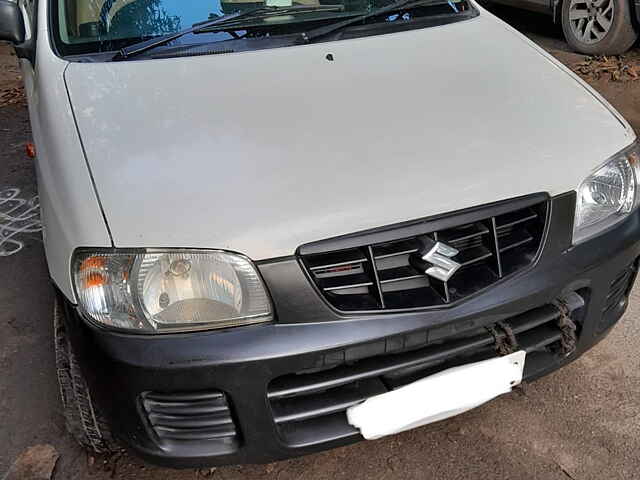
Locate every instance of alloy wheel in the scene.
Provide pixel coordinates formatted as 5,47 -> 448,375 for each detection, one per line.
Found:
568,0 -> 615,44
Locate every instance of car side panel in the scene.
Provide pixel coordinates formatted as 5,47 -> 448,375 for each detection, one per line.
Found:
21,0 -> 112,301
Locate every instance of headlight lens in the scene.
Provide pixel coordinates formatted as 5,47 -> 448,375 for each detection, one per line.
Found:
72,250 -> 273,333
574,142 -> 640,244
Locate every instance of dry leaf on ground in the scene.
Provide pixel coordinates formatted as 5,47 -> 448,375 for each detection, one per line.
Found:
0,87 -> 26,107
573,55 -> 640,82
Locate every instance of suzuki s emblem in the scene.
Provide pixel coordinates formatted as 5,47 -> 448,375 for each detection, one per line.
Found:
422,242 -> 461,282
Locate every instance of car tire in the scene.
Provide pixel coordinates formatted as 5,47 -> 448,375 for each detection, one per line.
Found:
561,0 -> 638,55
54,296 -> 118,454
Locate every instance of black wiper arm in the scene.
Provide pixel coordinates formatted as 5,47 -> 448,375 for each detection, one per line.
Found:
114,7 -> 274,60
299,0 -> 442,43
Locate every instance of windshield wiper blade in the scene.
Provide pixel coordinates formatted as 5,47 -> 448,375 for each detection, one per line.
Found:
114,7 -> 274,60
298,0 -> 445,43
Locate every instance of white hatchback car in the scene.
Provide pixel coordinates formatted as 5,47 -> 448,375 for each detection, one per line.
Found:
1,0 -> 639,468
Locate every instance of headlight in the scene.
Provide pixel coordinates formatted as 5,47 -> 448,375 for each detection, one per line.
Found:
574,142 -> 640,244
72,249 -> 273,333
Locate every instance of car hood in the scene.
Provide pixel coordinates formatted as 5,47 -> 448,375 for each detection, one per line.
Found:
65,8 -> 634,260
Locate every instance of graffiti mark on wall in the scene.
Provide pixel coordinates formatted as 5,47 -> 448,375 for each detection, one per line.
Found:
0,188 -> 42,257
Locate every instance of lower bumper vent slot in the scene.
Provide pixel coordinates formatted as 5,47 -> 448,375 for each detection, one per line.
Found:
268,294 -> 585,448
141,390 -> 240,454
599,261 -> 638,332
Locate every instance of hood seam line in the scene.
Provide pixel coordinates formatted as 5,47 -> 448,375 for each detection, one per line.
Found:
62,62 -> 115,247
477,0 -> 635,140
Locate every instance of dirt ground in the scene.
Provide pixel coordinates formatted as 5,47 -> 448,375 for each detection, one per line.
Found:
0,46 -> 24,107
2,6 -> 640,480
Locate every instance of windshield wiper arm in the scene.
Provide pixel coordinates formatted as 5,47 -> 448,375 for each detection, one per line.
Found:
299,0 -> 445,43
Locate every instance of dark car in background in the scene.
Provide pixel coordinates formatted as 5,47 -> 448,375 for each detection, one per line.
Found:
489,0 -> 638,54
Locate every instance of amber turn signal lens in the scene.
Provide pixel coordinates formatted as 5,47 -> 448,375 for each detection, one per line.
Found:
79,256 -> 106,272
84,272 -> 106,288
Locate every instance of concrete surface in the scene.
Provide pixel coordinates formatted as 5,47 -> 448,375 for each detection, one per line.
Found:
1,5 -> 640,479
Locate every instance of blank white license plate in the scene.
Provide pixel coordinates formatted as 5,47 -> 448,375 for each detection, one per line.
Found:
346,350 -> 526,440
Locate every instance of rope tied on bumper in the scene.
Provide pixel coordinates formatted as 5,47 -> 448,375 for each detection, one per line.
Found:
486,321 -> 519,356
555,300 -> 578,356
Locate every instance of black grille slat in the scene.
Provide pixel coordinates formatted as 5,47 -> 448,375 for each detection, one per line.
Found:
495,209 -> 538,230
606,270 -> 633,302
498,229 -> 534,253
600,262 -> 637,334
319,273 -> 373,292
301,199 -> 547,312
269,295 -> 584,447
450,236 -> 485,251
144,391 -> 224,402
507,304 -> 561,333
368,246 -> 386,308
306,249 -> 367,270
610,269 -> 632,291
141,390 -> 239,448
271,378 -> 386,423
278,412 -> 360,448
517,325 -> 563,352
372,239 -> 421,259
455,246 -> 493,267
378,265 -> 424,284
306,248 -> 380,309
148,412 -> 233,429
268,334 -> 496,400
605,281 -> 629,308
490,217 -> 503,278
374,247 -> 420,259
154,425 -> 237,441
382,285 -> 444,307
143,400 -> 228,416
439,222 -> 490,244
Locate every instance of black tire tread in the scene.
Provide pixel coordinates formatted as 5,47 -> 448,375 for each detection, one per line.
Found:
54,298 -> 118,454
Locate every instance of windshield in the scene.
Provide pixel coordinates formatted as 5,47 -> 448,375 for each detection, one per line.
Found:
51,0 -> 474,57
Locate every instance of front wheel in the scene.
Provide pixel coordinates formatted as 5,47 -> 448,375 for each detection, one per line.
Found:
561,0 -> 638,55
54,296 -> 118,454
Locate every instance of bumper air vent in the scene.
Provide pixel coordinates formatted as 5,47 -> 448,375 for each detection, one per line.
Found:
300,196 -> 548,312
140,390 -> 239,454
599,261 -> 638,332
268,292 -> 585,448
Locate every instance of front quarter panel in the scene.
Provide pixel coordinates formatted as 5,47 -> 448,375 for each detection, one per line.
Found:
24,1 -> 112,301
475,0 -> 635,137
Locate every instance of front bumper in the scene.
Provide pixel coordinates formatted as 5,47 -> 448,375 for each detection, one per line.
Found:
61,192 -> 640,468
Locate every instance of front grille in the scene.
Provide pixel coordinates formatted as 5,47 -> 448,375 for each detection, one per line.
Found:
140,390 -> 239,451
301,198 -> 548,312
599,261 -> 637,333
268,292 -> 584,448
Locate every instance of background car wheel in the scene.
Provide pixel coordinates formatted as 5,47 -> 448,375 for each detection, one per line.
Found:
561,0 -> 638,55
54,296 -> 118,454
